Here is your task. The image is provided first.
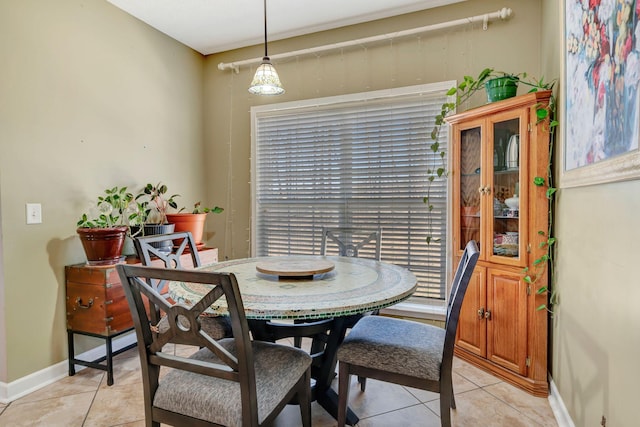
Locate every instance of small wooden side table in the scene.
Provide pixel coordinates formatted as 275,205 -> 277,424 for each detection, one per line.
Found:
65,248 -> 218,385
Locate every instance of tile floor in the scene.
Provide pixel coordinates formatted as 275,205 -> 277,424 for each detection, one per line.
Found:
0,342 -> 558,427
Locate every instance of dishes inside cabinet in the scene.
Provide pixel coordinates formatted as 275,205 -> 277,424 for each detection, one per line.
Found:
493,244 -> 518,257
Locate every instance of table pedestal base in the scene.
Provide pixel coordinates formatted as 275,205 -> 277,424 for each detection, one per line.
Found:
248,317 -> 360,426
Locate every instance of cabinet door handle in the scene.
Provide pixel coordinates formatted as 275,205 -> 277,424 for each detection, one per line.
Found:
478,186 -> 492,195
75,297 -> 94,309
484,309 -> 492,320
477,307 -> 485,319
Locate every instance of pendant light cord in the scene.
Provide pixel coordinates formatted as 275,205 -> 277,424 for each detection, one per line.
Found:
263,0 -> 268,58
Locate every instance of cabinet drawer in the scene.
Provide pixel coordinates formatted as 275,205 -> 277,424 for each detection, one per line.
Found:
66,281 -> 132,336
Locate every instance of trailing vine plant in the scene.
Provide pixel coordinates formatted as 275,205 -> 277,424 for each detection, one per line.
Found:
424,68 -> 558,312
523,86 -> 559,314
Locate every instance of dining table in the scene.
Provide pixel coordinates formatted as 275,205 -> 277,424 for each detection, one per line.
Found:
169,255 -> 417,425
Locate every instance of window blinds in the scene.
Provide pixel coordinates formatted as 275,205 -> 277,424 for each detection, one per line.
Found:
252,84 -> 450,300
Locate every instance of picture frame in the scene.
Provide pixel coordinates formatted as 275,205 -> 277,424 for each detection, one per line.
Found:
559,0 -> 640,188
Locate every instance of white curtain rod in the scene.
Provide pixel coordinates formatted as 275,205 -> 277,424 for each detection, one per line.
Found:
218,7 -> 512,72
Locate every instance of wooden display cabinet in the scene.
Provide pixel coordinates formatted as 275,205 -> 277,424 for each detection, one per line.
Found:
447,91 -> 550,397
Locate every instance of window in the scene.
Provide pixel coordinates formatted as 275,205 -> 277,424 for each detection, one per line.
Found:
251,82 -> 453,301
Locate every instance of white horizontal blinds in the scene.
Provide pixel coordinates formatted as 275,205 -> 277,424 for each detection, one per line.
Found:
254,88 -> 448,300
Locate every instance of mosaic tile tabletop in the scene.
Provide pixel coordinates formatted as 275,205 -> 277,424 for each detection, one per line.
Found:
169,255 -> 417,320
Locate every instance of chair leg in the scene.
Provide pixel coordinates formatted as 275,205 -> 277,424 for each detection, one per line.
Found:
337,362 -> 351,427
451,387 -> 456,409
299,368 -> 312,427
440,392 -> 452,427
358,376 -> 367,391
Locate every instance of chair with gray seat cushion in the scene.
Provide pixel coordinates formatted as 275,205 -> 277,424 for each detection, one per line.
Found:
319,226 -> 382,391
117,264 -> 312,427
291,227 -> 383,351
133,231 -> 232,341
336,240 -> 479,427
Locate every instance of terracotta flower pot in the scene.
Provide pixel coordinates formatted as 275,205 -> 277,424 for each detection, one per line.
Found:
77,226 -> 129,266
166,213 -> 207,247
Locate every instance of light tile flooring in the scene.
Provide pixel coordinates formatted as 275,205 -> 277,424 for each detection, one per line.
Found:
0,342 -> 558,426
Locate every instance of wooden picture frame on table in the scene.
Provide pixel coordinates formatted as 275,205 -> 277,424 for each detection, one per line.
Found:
559,0 -> 640,188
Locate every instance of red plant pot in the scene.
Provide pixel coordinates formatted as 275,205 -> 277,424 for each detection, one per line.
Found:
77,226 -> 129,266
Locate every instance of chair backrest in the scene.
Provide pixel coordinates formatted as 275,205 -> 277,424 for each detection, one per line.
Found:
133,231 -> 202,325
442,240 -> 479,371
320,227 -> 382,260
133,231 -> 202,270
116,264 -> 260,422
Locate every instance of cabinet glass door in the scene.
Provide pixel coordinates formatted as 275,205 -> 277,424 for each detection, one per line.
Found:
458,125 -> 482,253
491,118 -> 522,261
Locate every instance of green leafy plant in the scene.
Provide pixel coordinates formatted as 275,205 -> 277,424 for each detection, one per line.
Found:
178,201 -> 224,215
77,186 -> 136,228
135,182 -> 179,225
523,91 -> 559,314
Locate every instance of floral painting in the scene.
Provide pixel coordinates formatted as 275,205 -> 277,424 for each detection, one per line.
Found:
565,0 -> 640,171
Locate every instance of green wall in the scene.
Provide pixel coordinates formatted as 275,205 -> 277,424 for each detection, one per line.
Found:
0,0 -> 207,382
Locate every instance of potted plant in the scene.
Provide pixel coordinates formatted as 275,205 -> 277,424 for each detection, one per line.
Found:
166,201 -> 224,248
484,74 -> 518,102
131,182 -> 177,253
76,186 -> 136,265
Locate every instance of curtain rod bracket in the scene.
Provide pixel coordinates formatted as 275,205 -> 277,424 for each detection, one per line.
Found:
218,63 -> 240,73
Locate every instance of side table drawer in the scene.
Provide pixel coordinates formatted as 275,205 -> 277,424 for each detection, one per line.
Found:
66,278 -> 133,336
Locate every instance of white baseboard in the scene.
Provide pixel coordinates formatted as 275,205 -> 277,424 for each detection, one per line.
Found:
0,333 -> 136,404
548,376 -> 575,427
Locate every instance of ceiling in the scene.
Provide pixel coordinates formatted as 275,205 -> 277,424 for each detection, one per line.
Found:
106,0 -> 466,55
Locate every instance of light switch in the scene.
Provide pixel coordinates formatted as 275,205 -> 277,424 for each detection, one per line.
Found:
26,203 -> 42,224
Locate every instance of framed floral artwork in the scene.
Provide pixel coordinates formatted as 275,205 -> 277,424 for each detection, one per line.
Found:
560,0 -> 640,187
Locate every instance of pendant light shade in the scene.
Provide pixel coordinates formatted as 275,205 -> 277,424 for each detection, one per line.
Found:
248,0 -> 284,95
249,57 -> 285,95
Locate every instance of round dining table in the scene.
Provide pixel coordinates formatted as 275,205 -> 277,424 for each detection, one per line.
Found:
169,255 -> 417,425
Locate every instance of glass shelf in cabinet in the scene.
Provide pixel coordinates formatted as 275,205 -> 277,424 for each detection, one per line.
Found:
494,169 -> 519,175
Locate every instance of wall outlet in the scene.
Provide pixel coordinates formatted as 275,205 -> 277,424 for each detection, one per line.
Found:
26,203 -> 42,224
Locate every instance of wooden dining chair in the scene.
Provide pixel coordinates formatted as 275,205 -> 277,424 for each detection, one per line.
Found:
317,226 -> 383,391
336,240 -> 480,427
133,231 -> 232,341
320,226 -> 382,260
291,227 -> 383,350
116,264 -> 312,427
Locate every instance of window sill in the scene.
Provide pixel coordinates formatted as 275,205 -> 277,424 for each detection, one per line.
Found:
380,301 -> 446,322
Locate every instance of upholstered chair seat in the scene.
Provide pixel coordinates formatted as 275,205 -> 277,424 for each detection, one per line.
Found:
155,340 -> 311,426
337,315 -> 444,382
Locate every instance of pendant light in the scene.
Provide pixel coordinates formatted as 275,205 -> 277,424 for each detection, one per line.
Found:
248,0 -> 285,95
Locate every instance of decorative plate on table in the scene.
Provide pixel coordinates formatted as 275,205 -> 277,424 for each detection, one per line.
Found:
255,257 -> 335,278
